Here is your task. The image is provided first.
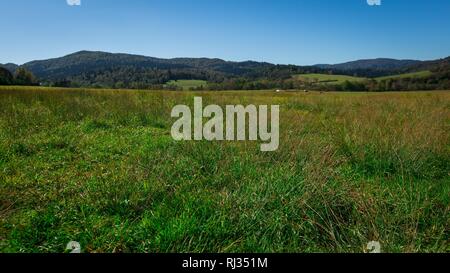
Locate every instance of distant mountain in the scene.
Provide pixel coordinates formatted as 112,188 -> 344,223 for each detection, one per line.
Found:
16,51 -> 450,80
17,50 -> 324,88
407,56 -> 450,72
2,51 -> 448,89
0,63 -> 19,73
315,58 -> 423,71
22,50 -> 278,80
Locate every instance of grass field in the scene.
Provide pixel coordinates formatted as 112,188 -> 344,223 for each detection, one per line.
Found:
295,71 -> 433,85
0,86 -> 449,253
375,71 -> 433,81
293,74 -> 366,84
165,80 -> 207,90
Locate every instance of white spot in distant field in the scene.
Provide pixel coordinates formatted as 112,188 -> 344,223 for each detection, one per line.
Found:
66,241 -> 81,253
366,241 -> 381,253
67,0 -> 81,6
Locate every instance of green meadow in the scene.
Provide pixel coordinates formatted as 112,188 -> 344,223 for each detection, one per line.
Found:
293,73 -> 365,84
0,86 -> 448,253
294,71 -> 433,85
165,80 -> 207,90
375,71 -> 433,81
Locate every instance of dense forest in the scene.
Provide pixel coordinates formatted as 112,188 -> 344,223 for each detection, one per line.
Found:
0,67 -> 38,86
1,51 -> 449,91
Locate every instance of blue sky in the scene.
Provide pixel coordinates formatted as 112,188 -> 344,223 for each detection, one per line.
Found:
0,0 -> 449,65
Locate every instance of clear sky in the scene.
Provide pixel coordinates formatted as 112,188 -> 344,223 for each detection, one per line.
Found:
0,0 -> 449,65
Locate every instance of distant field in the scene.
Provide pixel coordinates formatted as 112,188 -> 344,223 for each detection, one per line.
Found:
294,71 -> 434,86
165,79 -> 207,90
294,73 -> 366,84
0,86 -> 448,253
375,71 -> 433,81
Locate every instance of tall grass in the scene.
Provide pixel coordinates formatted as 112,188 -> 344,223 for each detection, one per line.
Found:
0,86 -> 448,253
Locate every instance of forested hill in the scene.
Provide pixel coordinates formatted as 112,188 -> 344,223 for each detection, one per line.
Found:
1,51 -> 449,90
0,63 -> 19,73
17,51 -> 323,87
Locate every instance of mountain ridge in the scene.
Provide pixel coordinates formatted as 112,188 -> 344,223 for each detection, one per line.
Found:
2,51 -> 449,90
18,50 -> 281,81
314,58 -> 423,71
5,50 -> 449,75
0,63 -> 19,73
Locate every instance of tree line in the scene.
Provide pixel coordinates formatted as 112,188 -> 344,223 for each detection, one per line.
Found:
0,67 -> 38,86
1,62 -> 449,91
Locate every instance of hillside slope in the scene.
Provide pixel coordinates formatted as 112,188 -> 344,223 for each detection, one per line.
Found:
2,51 -> 449,90
0,63 -> 19,73
316,58 -> 422,71
22,51 -> 282,80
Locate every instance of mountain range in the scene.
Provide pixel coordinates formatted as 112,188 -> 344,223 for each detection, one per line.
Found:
2,51 -> 278,79
2,50 -> 448,76
1,51 -> 449,90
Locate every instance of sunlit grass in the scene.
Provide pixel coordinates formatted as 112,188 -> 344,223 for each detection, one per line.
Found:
165,80 -> 207,90
0,86 -> 448,253
293,73 -> 366,84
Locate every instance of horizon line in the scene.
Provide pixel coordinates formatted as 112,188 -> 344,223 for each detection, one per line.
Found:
2,49 -> 450,67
